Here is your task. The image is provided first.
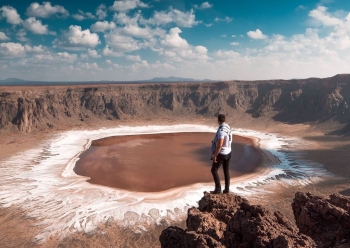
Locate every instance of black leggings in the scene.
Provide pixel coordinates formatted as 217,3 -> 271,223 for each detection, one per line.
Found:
211,153 -> 231,190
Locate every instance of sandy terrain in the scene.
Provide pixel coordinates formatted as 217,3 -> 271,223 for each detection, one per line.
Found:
1,76 -> 350,247
0,118 -> 349,248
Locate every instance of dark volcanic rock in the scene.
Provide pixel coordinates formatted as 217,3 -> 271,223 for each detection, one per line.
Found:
292,192 -> 350,247
160,192 -> 315,248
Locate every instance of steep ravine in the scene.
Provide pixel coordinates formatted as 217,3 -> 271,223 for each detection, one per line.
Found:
1,74 -> 350,133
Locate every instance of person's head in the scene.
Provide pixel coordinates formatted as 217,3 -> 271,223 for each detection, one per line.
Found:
217,114 -> 226,124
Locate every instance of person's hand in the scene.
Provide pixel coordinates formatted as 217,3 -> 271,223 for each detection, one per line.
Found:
212,155 -> 217,163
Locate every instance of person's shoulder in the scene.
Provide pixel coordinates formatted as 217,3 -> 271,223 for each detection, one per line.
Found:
218,128 -> 228,137
220,124 -> 231,130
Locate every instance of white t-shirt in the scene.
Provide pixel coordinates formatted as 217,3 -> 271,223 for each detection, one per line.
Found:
212,123 -> 232,155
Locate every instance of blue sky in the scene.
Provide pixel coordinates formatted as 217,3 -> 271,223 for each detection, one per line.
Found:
0,0 -> 350,81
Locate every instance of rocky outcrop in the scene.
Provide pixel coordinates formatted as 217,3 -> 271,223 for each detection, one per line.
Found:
1,74 -> 350,133
292,192 -> 350,247
159,192 -> 316,248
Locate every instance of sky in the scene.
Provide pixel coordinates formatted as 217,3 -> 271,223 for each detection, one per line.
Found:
0,0 -> 350,81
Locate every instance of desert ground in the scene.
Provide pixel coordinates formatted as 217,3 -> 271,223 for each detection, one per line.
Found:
0,117 -> 349,247
0,78 -> 350,247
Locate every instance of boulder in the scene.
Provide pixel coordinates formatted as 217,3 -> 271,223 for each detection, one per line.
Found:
160,192 -> 315,248
292,192 -> 350,247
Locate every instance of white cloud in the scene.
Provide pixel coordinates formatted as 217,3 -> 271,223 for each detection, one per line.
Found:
296,5 -> 307,11
78,62 -> 99,70
204,23 -> 213,27
105,20 -> 166,52
102,46 -> 124,57
26,2 -> 69,18
230,42 -> 239,46
109,0 -> 148,12
121,25 -> 155,39
0,42 -> 47,57
0,6 -> 22,25
91,21 -> 116,32
175,45 -> 208,61
23,17 -> 49,34
161,50 -> 177,58
4,4 -> 350,82
108,13 -> 165,51
80,53 -> 89,60
129,60 -> 149,70
113,63 -> 122,69
195,46 -> 207,54
53,25 -> 100,49
247,29 -> 268,39
24,44 -> 46,53
72,14 -> 85,21
232,35 -> 236,37
206,12 -> 350,80
309,6 -> 343,26
158,28 -> 209,62
16,29 -> 28,42
264,14 -> 350,53
0,47 -> 77,69
126,55 -> 141,61
104,30 -> 140,52
33,52 -> 77,63
96,4 -> 107,20
113,12 -> 141,25
161,27 -> 189,48
214,49 -> 240,58
0,31 -> 10,40
141,8 -> 199,28
221,34 -> 227,38
52,52 -> 77,62
73,10 -> 95,21
0,42 -> 25,57
87,49 -> 101,58
214,16 -> 233,23
194,2 -> 213,10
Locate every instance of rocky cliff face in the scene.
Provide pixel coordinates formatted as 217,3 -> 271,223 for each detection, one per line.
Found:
159,192 -> 316,248
160,192 -> 350,248
292,192 -> 350,247
1,74 -> 350,133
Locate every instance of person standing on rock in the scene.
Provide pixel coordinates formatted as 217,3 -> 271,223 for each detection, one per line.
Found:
210,114 -> 232,194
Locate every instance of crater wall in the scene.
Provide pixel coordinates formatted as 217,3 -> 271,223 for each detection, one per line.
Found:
1,74 -> 350,133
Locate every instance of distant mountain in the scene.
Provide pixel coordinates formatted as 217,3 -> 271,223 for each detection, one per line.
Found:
146,76 -> 215,82
0,77 -> 216,86
0,78 -> 26,83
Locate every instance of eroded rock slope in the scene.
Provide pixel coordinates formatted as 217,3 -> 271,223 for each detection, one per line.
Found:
292,192 -> 350,247
1,74 -> 350,133
159,192 -> 316,248
160,192 -> 350,248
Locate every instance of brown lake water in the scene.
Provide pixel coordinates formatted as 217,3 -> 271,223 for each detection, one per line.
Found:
74,132 -> 262,192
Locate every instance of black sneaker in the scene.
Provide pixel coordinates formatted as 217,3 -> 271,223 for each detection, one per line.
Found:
210,189 -> 222,194
223,189 -> 230,194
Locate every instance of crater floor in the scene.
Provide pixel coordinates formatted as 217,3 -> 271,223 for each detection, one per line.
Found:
74,132 -> 262,192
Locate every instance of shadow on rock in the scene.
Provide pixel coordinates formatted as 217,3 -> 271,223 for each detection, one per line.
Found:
292,192 -> 350,248
159,192 -> 315,248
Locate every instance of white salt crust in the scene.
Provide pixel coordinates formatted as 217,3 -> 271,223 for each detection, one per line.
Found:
0,125 -> 330,242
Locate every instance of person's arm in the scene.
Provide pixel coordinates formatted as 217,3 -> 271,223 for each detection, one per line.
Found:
212,138 -> 224,163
